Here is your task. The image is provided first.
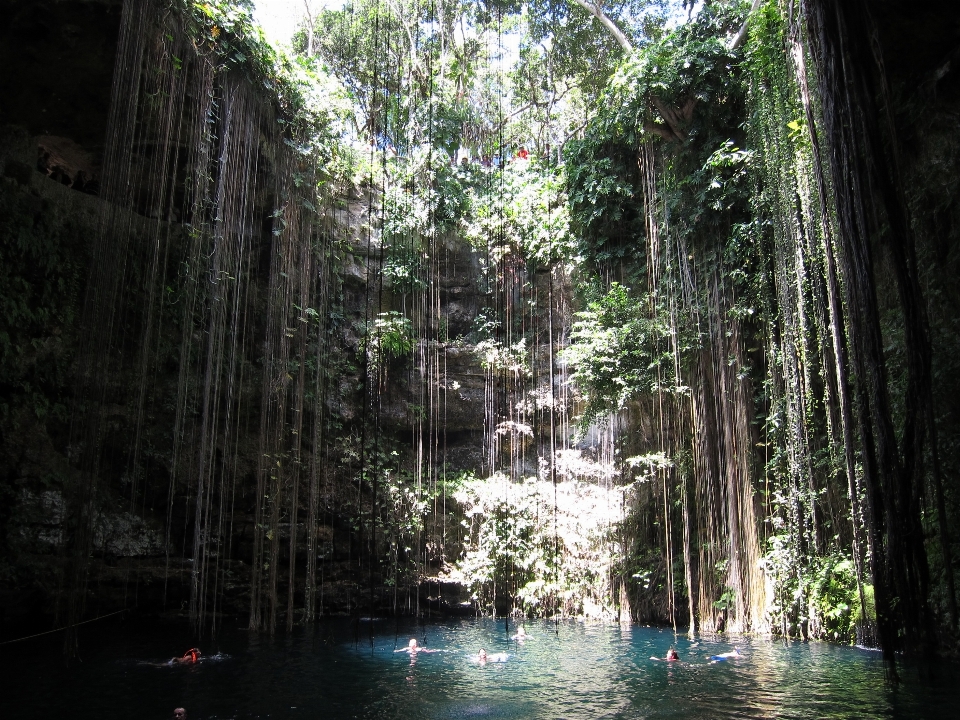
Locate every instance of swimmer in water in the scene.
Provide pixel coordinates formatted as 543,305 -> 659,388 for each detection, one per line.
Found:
511,626 -> 527,641
709,647 -> 741,662
476,648 -> 508,664
173,648 -> 201,664
650,647 -> 680,662
395,638 -> 438,654
137,649 -> 201,669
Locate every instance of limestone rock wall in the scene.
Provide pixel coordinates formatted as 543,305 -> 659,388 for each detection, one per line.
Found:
0,0 -> 493,634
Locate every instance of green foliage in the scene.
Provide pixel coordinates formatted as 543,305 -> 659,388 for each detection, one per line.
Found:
381,247 -> 427,294
303,0 -> 487,156
521,0 -> 671,99
507,1 -> 670,153
809,555 -> 859,642
453,472 -> 543,612
563,135 -> 643,265
741,1 -> 877,645
364,311 -> 414,369
462,159 -> 574,269
475,335 -> 530,377
386,144 -> 470,233
177,1 -> 353,180
562,283 -> 688,428
625,451 -> 674,483
565,2 -> 749,268
763,519 -> 864,644
452,469 -> 624,618
0,182 -> 85,426
333,432 -> 451,591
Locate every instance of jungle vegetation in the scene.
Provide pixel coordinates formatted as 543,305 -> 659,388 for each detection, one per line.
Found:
2,0 -> 958,678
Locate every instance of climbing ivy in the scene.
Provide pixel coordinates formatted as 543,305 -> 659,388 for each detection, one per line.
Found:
562,283 -> 687,430
177,1 -> 353,179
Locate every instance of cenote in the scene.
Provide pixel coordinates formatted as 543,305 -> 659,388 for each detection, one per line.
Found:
5,618 -> 960,719
2,0 -> 960,716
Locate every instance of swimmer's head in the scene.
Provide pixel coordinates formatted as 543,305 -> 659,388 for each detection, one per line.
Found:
666,648 -> 679,661
173,708 -> 187,720
408,638 -> 418,650
478,648 -> 487,661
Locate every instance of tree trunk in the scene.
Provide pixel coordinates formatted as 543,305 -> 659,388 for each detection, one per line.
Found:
802,0 -> 935,672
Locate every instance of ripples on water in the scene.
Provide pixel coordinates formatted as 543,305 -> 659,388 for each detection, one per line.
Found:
4,617 -> 957,719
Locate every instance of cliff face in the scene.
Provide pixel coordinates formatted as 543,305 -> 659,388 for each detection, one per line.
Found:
0,0 -> 120,149
0,0 -> 496,633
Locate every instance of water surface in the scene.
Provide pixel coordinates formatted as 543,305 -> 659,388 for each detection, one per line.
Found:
5,617 -> 957,719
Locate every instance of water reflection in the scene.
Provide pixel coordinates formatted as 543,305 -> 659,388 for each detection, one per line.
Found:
3,617 -> 957,719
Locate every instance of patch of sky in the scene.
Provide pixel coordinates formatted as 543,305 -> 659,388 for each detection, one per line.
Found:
253,1 -> 704,48
252,0 -> 344,47
660,0 -> 703,32
253,0 -> 522,64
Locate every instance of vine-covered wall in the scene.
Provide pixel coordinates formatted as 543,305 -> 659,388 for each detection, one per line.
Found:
0,0 -> 499,639
562,0 -> 960,665
2,0 -> 958,671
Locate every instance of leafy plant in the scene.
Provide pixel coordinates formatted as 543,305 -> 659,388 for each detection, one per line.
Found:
363,311 -> 414,370
562,283 -> 690,429
451,467 -> 626,618
178,0 -> 354,185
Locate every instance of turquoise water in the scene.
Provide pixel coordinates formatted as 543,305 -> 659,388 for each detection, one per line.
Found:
5,617 -> 957,719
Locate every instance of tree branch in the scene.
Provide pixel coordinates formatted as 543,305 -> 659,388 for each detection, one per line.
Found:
567,0 -> 633,52
729,0 -> 762,51
302,0 -> 316,56
643,122 -> 682,142
646,95 -> 698,142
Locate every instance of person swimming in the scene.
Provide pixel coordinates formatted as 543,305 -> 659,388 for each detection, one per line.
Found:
511,626 -> 528,641
709,648 -> 741,662
395,638 -> 438,654
173,648 -> 200,664
137,649 -> 200,668
476,648 -> 508,664
650,647 -> 680,662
